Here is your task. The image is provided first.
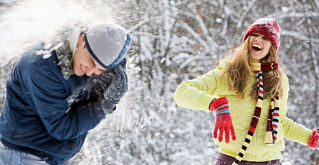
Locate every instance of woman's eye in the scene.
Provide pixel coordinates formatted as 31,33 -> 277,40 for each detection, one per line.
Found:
262,37 -> 269,40
251,34 -> 258,37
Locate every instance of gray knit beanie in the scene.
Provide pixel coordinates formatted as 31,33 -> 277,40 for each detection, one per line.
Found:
84,23 -> 131,70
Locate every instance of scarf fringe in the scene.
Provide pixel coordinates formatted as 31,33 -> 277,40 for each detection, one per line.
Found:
272,97 -> 280,143
265,103 -> 274,144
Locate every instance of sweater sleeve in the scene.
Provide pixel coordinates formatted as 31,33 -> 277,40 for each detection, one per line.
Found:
174,61 -> 226,111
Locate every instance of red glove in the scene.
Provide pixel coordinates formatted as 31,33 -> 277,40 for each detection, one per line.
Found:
308,130 -> 319,149
209,97 -> 236,143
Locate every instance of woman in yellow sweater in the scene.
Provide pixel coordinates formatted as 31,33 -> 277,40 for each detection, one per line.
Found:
174,18 -> 319,165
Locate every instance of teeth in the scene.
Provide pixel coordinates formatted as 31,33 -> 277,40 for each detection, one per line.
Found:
252,45 -> 262,50
253,45 -> 261,49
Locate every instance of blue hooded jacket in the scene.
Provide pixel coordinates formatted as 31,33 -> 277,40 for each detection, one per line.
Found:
0,44 -> 106,164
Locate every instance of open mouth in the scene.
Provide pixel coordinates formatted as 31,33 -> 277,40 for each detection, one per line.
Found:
252,45 -> 262,51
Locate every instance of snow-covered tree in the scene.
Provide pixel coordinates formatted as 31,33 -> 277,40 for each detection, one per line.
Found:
0,0 -> 318,164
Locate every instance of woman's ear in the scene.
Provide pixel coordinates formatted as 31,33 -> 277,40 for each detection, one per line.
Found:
77,34 -> 85,48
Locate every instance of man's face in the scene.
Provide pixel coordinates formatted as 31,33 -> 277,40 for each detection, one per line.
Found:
73,34 -> 106,77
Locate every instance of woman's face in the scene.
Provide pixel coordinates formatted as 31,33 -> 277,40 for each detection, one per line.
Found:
249,33 -> 272,60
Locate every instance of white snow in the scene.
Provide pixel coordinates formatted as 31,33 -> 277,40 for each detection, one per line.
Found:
0,0 -> 113,65
0,0 -> 318,165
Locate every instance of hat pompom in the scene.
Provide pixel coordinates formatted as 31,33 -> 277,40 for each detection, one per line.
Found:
243,18 -> 280,50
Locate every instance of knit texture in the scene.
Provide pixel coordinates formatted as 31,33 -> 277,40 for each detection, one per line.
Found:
232,62 -> 279,165
271,97 -> 280,142
210,97 -> 236,143
84,23 -> 131,70
243,18 -> 280,50
308,130 -> 319,148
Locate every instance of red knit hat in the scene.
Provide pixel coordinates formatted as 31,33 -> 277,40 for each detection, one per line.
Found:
243,18 -> 280,50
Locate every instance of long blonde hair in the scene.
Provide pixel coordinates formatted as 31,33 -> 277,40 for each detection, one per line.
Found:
224,35 -> 283,100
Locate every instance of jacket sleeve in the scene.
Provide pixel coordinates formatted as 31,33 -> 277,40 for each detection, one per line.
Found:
21,58 -> 105,141
174,61 -> 226,111
280,74 -> 312,145
282,116 -> 311,145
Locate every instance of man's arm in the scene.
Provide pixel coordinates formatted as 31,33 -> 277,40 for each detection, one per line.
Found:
21,57 -> 127,140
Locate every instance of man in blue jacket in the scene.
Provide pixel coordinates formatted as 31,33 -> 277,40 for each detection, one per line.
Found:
0,23 -> 131,164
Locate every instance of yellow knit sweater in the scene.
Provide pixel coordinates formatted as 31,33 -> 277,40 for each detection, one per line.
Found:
174,60 -> 312,161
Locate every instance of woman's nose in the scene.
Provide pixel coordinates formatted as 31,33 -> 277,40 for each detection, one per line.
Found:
255,36 -> 262,42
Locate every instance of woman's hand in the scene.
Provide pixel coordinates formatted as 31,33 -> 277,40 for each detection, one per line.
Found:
210,97 -> 236,143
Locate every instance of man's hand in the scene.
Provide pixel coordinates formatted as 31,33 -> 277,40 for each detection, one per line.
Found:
100,58 -> 128,114
209,96 -> 236,143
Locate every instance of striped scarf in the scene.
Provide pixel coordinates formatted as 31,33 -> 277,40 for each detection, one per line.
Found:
232,62 -> 279,165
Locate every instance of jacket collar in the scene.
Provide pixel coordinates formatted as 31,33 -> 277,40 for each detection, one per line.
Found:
55,28 -> 81,79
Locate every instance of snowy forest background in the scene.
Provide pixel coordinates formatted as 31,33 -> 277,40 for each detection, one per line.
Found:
0,0 -> 319,164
